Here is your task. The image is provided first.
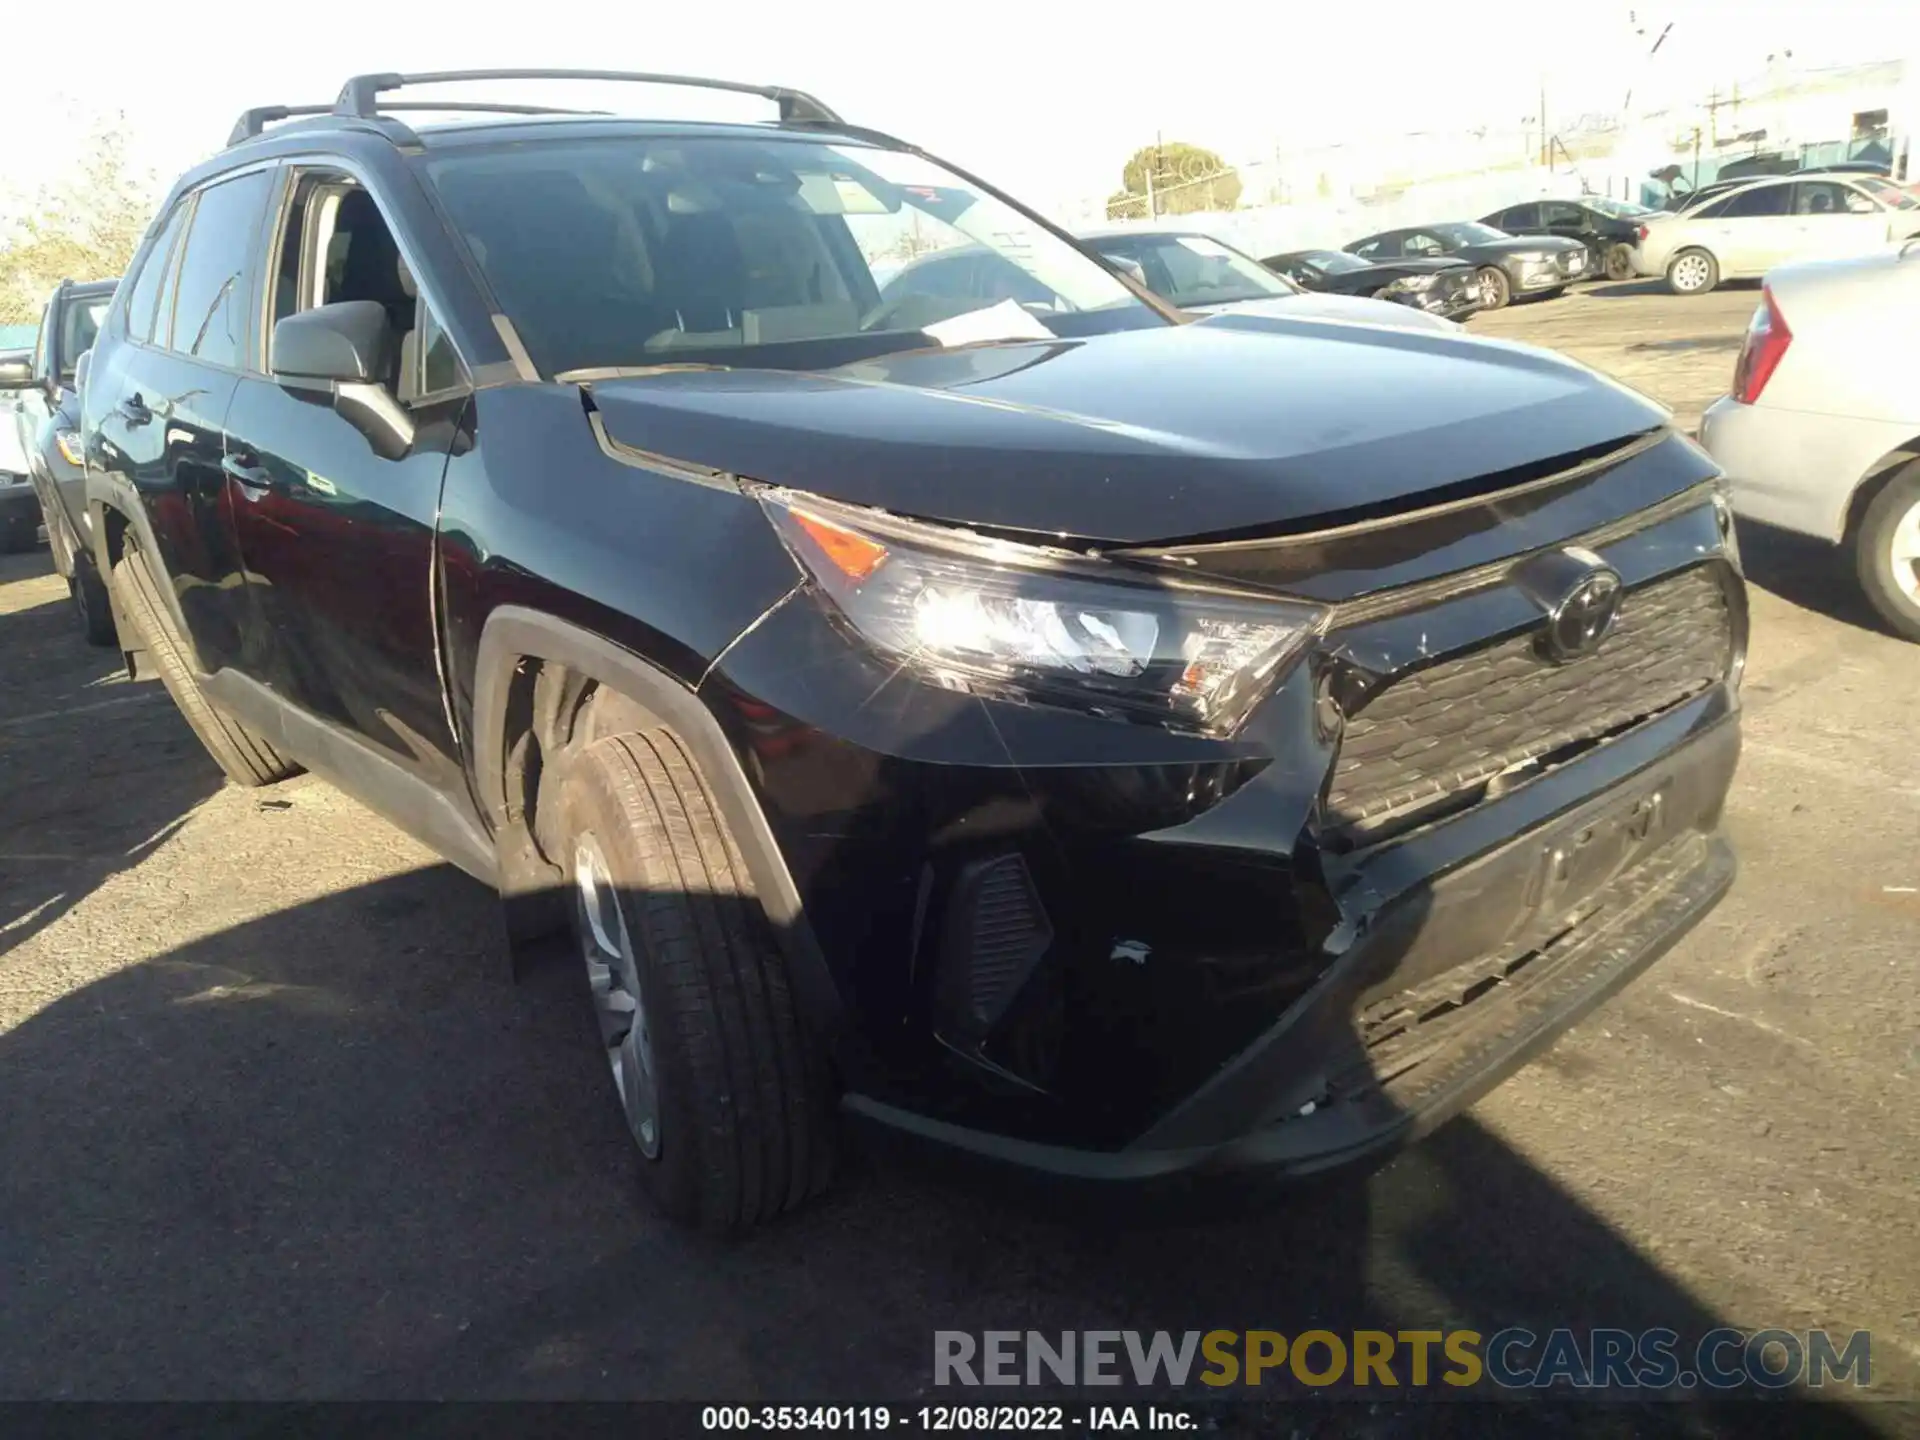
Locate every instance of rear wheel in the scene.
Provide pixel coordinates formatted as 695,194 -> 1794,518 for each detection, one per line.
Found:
1604,242 -> 1635,281
1477,266 -> 1511,310
1667,248 -> 1719,295
560,727 -> 833,1232
1855,463 -> 1920,642
109,540 -> 300,786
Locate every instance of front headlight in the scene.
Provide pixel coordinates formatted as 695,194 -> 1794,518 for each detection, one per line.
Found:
54,429 -> 85,467
1384,274 -> 1438,294
760,490 -> 1325,736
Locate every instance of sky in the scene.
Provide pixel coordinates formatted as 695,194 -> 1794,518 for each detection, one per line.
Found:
2,0 -> 1913,224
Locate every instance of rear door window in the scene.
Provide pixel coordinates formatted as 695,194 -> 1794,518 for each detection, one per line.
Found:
168,170 -> 273,370
1501,204 -> 1541,229
1715,184 -> 1792,218
1541,202 -> 1585,227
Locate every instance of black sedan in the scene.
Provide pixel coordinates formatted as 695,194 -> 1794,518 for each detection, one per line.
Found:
1345,222 -> 1589,309
1479,198 -> 1654,280
1262,248 -> 1484,320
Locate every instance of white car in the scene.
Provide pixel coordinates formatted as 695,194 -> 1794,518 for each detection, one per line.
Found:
1699,244 -> 1920,641
1631,174 -> 1920,295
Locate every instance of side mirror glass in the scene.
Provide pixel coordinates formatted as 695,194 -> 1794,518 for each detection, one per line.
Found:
72,349 -> 92,396
271,301 -> 415,460
0,350 -> 33,390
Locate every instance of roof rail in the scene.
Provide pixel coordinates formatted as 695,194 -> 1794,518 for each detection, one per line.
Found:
333,69 -> 842,127
229,100 -> 611,146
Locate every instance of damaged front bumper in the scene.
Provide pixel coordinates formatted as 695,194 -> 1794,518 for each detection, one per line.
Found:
844,702 -> 1738,1181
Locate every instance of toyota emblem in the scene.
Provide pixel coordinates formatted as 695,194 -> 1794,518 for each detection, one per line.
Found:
1513,546 -> 1626,664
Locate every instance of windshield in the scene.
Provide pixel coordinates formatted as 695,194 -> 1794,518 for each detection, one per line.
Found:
1432,222 -> 1509,245
425,136 -> 1159,376
1081,232 -> 1297,307
1856,176 -> 1919,210
1589,198 -> 1652,219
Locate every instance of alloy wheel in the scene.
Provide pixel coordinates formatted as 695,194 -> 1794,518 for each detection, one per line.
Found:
574,832 -> 661,1157
1890,497 -> 1920,605
1671,254 -> 1711,292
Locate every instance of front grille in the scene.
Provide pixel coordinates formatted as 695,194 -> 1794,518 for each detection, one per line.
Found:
1325,565 -> 1732,839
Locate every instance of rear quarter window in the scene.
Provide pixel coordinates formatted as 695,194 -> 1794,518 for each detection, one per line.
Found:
122,204 -> 189,346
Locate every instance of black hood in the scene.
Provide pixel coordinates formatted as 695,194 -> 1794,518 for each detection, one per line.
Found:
586,313 -> 1665,546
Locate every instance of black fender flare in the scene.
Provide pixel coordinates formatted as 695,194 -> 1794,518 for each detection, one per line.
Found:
471,605 -> 845,1037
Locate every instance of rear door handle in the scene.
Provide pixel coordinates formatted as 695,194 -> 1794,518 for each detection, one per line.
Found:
222,454 -> 276,493
117,394 -> 152,425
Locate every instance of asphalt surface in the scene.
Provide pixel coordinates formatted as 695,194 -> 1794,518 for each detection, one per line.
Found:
2,282 -> 1916,1431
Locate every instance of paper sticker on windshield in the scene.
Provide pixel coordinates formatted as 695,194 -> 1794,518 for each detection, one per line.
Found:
831,178 -> 891,214
1173,236 -> 1236,259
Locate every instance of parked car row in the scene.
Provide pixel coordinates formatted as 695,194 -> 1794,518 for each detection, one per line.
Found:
0,69 -> 1759,1234
0,279 -> 120,638
1631,173 -> 1920,295
0,355 -> 39,551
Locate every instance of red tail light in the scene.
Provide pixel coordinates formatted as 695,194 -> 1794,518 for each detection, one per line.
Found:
1732,287 -> 1791,404
1635,224 -> 1648,242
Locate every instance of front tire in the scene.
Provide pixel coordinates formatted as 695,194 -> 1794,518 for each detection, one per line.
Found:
109,541 -> 300,786
0,514 -> 38,553
1666,248 -> 1719,295
71,554 -> 117,647
1855,463 -> 1920,642
1477,266 -> 1511,310
560,727 -> 833,1232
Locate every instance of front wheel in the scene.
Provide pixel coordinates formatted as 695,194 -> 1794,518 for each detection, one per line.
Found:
1476,266 -> 1511,310
0,513 -> 38,553
1667,248 -> 1719,295
560,727 -> 834,1232
71,554 -> 117,647
1855,463 -> 1920,642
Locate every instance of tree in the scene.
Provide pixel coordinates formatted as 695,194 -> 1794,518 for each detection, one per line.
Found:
1105,141 -> 1242,220
0,122 -> 158,325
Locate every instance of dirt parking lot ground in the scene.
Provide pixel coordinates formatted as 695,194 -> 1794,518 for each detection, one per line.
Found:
2,281 -> 1916,1428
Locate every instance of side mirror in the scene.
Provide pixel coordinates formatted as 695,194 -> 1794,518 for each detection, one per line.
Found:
72,349 -> 92,397
1107,256 -> 1148,285
271,301 -> 415,461
0,350 -> 32,390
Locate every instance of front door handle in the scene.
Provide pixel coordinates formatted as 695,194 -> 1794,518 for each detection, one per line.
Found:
222,454 -> 276,493
117,393 -> 152,426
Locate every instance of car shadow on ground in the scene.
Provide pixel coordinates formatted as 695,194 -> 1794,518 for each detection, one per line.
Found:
1582,279 -> 1762,301
1735,519 -> 1894,637
0,858 -> 1891,1432
0,550 -> 226,961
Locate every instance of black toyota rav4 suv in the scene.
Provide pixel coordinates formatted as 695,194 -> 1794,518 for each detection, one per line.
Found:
82,70 -> 1744,1232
